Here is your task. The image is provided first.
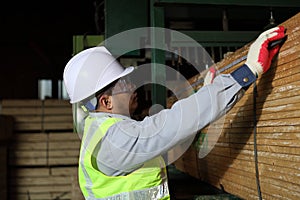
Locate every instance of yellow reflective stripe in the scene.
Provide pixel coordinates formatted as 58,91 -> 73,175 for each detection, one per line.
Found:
80,116 -> 120,198
86,117 -> 123,197
79,116 -> 96,198
99,117 -> 122,137
86,117 -> 122,160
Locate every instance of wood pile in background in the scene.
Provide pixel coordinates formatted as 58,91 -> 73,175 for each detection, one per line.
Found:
172,12 -> 300,200
9,132 -> 81,166
1,99 -> 73,132
9,167 -> 82,200
0,99 -> 84,200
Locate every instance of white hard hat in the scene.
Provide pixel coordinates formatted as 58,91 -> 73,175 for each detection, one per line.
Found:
63,46 -> 134,103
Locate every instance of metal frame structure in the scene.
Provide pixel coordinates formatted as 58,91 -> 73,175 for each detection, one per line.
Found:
154,0 -> 300,7
149,0 -> 300,106
72,35 -> 104,55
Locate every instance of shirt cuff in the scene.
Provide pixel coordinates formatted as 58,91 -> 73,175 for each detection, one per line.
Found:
230,64 -> 257,89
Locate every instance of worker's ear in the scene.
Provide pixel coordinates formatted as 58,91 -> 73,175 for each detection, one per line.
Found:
99,95 -> 113,110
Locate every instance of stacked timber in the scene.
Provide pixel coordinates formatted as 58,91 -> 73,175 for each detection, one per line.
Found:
1,99 -> 73,132
9,132 -> 81,166
0,99 -> 84,200
172,12 -> 300,200
9,167 -> 83,200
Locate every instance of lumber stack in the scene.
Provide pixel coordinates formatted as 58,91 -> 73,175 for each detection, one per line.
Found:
7,133 -> 83,200
0,99 -> 84,200
9,132 -> 81,166
9,167 -> 83,200
1,99 -> 73,132
172,12 -> 300,200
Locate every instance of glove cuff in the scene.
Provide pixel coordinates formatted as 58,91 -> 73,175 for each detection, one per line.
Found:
245,61 -> 262,77
231,64 -> 257,89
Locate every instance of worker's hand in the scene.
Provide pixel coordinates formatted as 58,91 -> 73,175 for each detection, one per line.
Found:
203,66 -> 216,85
245,26 -> 286,77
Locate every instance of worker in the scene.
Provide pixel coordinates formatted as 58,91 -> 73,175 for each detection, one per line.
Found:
63,26 -> 286,200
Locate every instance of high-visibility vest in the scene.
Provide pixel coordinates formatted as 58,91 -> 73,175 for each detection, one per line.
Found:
78,116 -> 170,200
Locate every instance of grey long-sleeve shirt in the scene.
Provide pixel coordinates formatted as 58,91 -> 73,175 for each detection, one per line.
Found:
90,64 -> 256,176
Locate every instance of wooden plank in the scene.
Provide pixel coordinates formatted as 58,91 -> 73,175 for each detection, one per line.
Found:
50,166 -> 78,176
43,115 -> 73,122
1,99 -> 42,107
12,115 -> 42,123
10,150 -> 47,158
10,176 -> 72,186
49,150 -> 79,157
10,158 -> 47,166
1,107 -> 42,115
13,123 -> 40,131
10,167 -> 50,177
49,141 -> 81,150
11,133 -> 48,141
11,184 -> 72,194
10,193 -> 71,200
43,122 -> 73,130
48,132 -> 80,140
10,142 -> 48,150
43,99 -> 71,106
48,157 -> 79,165
12,115 -> 72,123
43,107 -> 72,115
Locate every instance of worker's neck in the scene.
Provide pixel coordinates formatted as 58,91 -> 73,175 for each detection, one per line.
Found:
94,107 -> 111,113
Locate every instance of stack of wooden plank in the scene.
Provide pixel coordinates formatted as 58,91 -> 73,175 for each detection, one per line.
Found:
9,167 -> 83,200
9,132 -> 81,166
1,99 -> 73,132
172,12 -> 300,200
0,99 -> 84,200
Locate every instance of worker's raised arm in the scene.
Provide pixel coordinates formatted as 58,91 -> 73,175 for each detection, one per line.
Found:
96,26 -> 287,176
96,73 -> 242,176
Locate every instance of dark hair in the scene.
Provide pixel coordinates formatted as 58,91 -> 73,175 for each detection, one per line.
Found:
95,79 -> 119,109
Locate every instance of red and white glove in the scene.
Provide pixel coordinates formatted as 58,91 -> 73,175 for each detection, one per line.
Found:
204,66 -> 216,85
245,26 -> 286,77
